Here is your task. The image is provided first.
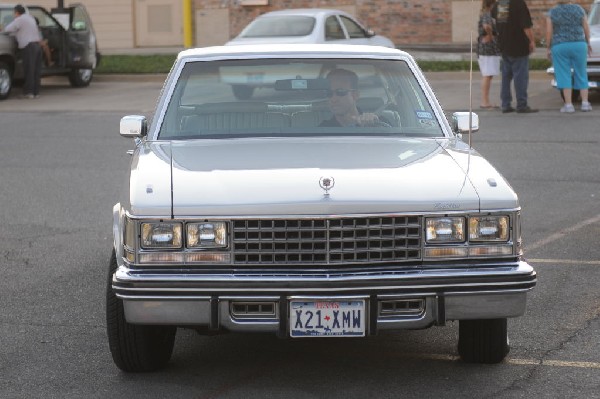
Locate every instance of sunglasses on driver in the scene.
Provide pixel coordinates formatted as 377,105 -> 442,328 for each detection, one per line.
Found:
326,88 -> 355,98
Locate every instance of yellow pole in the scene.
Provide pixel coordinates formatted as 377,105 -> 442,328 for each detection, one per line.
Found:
183,0 -> 193,48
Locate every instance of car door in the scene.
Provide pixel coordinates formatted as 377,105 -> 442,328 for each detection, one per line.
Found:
64,4 -> 98,69
28,7 -> 66,69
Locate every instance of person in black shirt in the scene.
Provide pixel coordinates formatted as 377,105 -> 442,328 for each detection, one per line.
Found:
492,0 -> 538,113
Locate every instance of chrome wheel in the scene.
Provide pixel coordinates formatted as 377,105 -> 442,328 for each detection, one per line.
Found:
68,68 -> 93,87
0,62 -> 12,100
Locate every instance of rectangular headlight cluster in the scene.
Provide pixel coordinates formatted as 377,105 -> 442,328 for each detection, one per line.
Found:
139,221 -> 229,249
425,215 -> 512,259
426,216 -> 509,243
123,219 -> 230,264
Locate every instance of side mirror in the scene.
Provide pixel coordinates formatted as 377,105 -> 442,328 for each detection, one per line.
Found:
72,21 -> 87,31
452,112 -> 479,134
120,115 -> 147,138
366,28 -> 375,37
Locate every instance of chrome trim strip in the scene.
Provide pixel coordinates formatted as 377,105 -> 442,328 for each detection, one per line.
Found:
115,284 -> 534,294
115,288 -> 533,301
123,208 -> 521,220
219,296 -> 280,301
115,295 -> 211,300
288,295 -> 369,300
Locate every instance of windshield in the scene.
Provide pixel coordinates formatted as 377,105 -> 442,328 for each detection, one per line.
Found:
158,58 -> 444,140
240,16 -> 315,37
590,2 -> 600,25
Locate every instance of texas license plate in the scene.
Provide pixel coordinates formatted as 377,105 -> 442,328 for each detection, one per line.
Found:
289,300 -> 366,338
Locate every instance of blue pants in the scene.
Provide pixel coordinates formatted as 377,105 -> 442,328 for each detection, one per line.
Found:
500,55 -> 529,110
552,41 -> 588,90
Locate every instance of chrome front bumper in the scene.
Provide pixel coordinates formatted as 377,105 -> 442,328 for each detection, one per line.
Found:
112,260 -> 536,334
546,66 -> 600,89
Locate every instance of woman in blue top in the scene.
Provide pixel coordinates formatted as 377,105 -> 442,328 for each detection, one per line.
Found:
546,1 -> 592,112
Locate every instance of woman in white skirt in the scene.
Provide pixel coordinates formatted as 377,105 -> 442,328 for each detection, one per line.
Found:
477,0 -> 502,108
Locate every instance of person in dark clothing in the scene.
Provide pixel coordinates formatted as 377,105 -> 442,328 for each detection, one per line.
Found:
492,0 -> 538,113
4,4 -> 43,98
319,68 -> 384,127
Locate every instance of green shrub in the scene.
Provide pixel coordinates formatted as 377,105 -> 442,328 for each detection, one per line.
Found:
416,58 -> 551,72
96,55 -> 177,74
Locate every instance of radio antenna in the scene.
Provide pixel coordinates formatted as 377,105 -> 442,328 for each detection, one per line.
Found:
468,0 -> 475,149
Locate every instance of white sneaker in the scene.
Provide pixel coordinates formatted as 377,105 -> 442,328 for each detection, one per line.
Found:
560,104 -> 575,113
581,101 -> 592,112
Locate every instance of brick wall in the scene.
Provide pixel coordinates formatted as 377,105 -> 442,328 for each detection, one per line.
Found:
195,0 -> 595,45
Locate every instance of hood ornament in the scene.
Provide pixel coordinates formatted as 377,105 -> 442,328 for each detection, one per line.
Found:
319,176 -> 335,196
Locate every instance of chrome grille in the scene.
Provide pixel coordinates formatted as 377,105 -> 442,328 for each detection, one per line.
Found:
232,216 -> 421,265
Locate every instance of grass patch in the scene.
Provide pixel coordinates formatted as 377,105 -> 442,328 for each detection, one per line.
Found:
417,58 -> 551,72
96,54 -> 177,74
95,54 -> 552,74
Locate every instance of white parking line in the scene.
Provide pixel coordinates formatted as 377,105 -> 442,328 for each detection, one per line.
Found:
508,358 -> 600,369
416,354 -> 600,369
526,214 -> 600,252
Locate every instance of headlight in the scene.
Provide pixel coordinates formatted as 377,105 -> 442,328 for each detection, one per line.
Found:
141,222 -> 182,249
187,222 -> 228,248
425,217 -> 465,243
469,216 -> 509,241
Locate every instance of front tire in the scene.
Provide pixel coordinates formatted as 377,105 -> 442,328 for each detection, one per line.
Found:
0,62 -> 13,100
458,318 -> 509,364
106,250 -> 176,372
68,68 -> 93,87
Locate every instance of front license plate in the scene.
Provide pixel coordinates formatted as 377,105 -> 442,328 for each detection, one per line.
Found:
290,300 -> 366,338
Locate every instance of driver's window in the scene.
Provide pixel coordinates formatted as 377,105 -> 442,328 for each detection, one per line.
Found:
340,16 -> 367,39
29,9 -> 58,28
71,7 -> 88,31
325,16 -> 345,40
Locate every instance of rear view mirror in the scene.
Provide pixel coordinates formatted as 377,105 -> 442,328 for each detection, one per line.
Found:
274,78 -> 329,91
452,112 -> 479,134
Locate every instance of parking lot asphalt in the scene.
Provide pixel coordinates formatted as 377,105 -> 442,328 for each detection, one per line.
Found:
0,70 -> 570,114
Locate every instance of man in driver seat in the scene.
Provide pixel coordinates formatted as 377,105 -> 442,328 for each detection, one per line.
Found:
320,68 -> 385,127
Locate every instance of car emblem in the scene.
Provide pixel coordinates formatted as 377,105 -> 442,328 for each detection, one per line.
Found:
319,176 -> 335,196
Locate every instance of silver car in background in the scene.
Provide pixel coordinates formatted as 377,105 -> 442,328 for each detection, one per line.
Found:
109,44 -> 536,372
226,8 -> 395,48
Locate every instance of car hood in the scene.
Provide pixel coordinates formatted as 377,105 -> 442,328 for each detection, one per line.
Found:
590,25 -> 600,61
128,137 -> 518,216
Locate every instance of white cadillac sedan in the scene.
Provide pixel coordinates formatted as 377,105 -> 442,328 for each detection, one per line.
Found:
108,44 -> 536,372
225,9 -> 394,48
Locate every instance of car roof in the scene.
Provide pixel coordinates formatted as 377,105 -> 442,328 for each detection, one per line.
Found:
255,8 -> 347,18
178,43 -> 409,60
